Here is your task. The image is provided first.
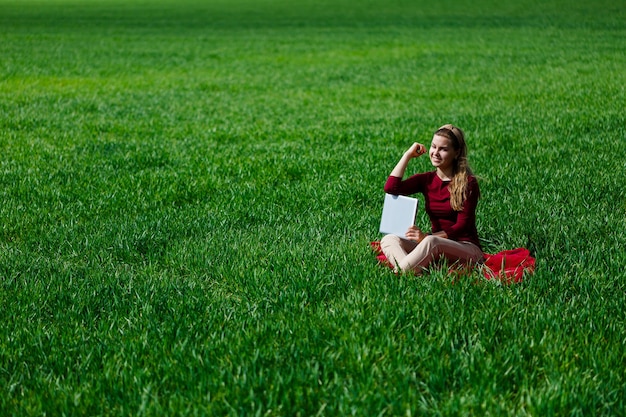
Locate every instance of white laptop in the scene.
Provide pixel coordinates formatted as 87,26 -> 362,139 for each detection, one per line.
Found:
379,193 -> 419,239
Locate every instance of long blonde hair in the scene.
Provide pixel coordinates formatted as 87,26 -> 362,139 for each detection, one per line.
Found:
435,124 -> 474,211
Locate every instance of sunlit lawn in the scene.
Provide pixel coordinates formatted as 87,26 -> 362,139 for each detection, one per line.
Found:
1,0 -> 625,414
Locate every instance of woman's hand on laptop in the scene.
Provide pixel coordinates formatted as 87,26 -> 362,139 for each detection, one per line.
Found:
405,225 -> 428,243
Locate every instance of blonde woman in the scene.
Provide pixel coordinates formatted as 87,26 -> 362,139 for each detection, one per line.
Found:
380,124 -> 483,274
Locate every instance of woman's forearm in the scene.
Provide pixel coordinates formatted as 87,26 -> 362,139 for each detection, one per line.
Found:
390,142 -> 425,177
389,152 -> 413,178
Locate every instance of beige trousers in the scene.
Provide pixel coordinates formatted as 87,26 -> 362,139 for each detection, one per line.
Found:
380,234 -> 484,273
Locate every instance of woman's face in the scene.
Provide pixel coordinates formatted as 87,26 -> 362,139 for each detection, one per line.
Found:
429,134 -> 459,172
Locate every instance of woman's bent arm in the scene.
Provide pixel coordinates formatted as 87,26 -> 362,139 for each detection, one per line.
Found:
389,142 -> 425,178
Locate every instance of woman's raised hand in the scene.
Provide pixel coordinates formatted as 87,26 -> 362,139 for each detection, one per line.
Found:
405,142 -> 426,159
390,142 -> 427,178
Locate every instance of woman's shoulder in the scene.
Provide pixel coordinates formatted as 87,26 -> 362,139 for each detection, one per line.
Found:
414,170 -> 438,180
400,170 -> 436,182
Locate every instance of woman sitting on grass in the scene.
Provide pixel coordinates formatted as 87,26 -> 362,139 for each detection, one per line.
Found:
380,124 -> 483,274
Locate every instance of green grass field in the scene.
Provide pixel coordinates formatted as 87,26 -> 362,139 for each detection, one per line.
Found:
1,0 -> 625,415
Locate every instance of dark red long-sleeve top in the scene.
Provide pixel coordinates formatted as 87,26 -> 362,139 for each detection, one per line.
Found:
384,172 -> 481,248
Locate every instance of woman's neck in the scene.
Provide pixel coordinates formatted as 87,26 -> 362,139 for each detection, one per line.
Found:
436,168 -> 454,181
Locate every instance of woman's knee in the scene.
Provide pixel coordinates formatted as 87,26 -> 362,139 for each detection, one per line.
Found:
380,234 -> 402,249
418,235 -> 439,251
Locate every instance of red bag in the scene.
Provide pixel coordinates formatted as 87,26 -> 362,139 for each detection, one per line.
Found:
482,248 -> 536,283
